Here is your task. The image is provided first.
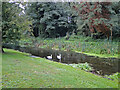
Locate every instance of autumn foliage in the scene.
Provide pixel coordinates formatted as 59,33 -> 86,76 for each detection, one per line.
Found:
73,2 -> 112,40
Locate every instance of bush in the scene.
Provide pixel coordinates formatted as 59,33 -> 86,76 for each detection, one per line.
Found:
69,62 -> 93,71
104,72 -> 119,81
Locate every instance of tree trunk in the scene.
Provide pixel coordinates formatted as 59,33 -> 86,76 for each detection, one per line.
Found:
2,48 -> 4,53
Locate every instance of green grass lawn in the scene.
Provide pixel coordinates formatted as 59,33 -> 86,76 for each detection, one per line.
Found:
0,52 -> 2,89
2,48 -> 118,88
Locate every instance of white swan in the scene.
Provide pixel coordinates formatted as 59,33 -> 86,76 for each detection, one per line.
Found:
47,54 -> 52,60
57,54 -> 61,62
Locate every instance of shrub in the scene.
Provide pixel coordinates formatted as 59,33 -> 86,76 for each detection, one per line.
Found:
69,62 -> 93,71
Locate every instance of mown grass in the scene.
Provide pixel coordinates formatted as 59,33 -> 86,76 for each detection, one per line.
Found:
2,48 -> 118,88
0,52 -> 2,89
19,35 -> 119,58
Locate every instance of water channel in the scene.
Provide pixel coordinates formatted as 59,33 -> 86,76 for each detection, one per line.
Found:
3,44 -> 120,76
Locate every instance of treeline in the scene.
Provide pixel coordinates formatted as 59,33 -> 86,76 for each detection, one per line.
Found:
26,2 -> 120,39
26,2 -> 77,38
2,2 -> 120,44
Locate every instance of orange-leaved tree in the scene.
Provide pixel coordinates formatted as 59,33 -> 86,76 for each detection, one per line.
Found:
72,2 -> 113,40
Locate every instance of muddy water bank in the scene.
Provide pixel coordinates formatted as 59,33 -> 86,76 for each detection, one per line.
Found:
3,44 -> 120,75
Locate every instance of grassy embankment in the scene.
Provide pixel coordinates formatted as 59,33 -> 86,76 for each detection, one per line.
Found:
2,48 -> 118,88
20,35 -> 119,58
0,51 -> 2,89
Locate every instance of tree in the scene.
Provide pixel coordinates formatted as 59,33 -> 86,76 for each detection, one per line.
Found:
26,2 -> 77,38
71,2 -> 119,39
110,2 -> 120,38
0,1 -> 2,53
2,2 -> 31,52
